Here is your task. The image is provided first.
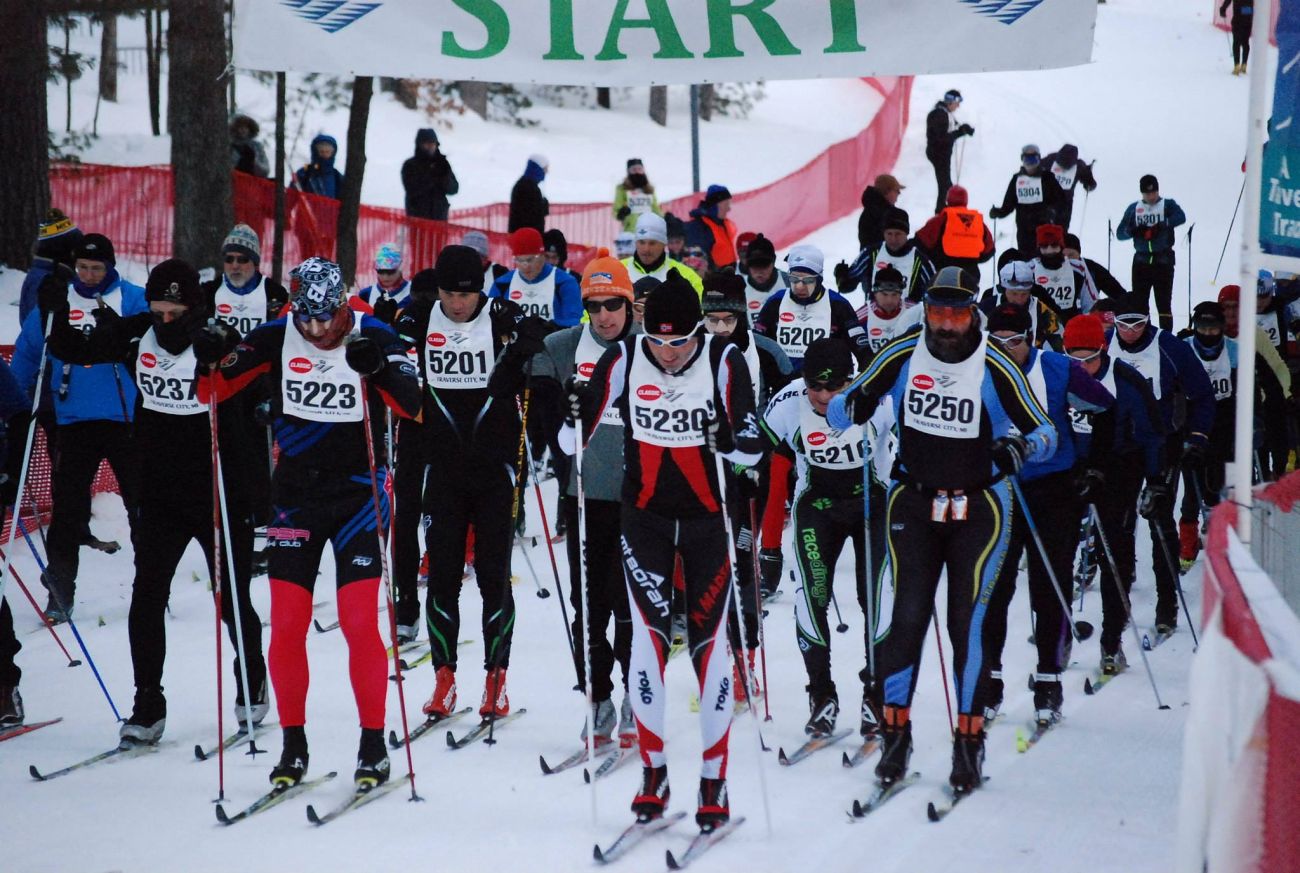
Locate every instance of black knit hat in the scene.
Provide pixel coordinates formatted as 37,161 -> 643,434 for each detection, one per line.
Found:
434,244 -> 485,293
633,276 -> 661,302
883,208 -> 910,234
145,258 -> 202,308
701,272 -> 746,316
986,303 -> 1031,334
74,233 -> 116,266
1192,301 -> 1226,328
746,233 -> 776,266
1140,174 -> 1159,194
874,266 -> 905,293
643,269 -> 701,336
543,229 -> 568,264
802,338 -> 853,383
664,213 -> 686,241
410,268 -> 439,303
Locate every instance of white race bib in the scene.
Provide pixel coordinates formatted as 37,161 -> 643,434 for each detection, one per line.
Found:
1033,260 -> 1078,310
628,335 -> 716,447
865,304 -> 919,353
1189,338 -> 1233,402
1134,199 -> 1166,227
214,279 -> 269,336
800,395 -> 863,470
872,248 -> 918,295
508,269 -> 556,320
626,191 -> 654,215
745,275 -> 785,327
280,319 -> 363,422
425,300 -> 495,390
1016,174 -> 1044,205
1110,330 -> 1163,400
1051,162 -> 1079,192
775,292 -> 832,360
1257,311 -> 1283,350
1070,363 -> 1116,434
575,326 -> 622,428
903,329 -> 986,439
136,328 -> 203,416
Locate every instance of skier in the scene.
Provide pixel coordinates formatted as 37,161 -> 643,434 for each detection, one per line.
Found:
10,232 -> 146,623
838,208 -> 936,311
914,186 -> 995,279
613,158 -> 661,232
979,303 -> 1114,726
1027,224 -> 1091,329
925,89 -> 974,214
194,257 -> 422,790
462,229 -> 509,290
42,259 -> 271,745
569,271 -> 766,828
354,243 -> 411,325
861,267 -> 923,354
1107,294 -> 1214,640
1221,0 -> 1254,74
1057,314 -> 1166,673
19,207 -> 82,326
624,213 -> 704,294
1115,174 -> 1187,331
490,228 -> 582,327
1219,280 -> 1294,481
827,266 -> 1058,795
980,260 -> 1060,350
543,229 -> 583,284
760,337 -> 886,737
0,356 -> 38,727
1041,144 -> 1097,232
752,245 -> 869,372
988,144 -> 1068,257
740,234 -> 788,325
394,245 -> 547,726
531,250 -> 639,743
1063,232 -> 1128,300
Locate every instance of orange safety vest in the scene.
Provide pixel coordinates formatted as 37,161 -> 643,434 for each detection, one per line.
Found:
941,207 -> 985,259
702,216 -> 738,268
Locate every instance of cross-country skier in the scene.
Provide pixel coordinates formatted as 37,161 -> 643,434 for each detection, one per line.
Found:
353,243 -> 411,325
490,228 -> 582,327
980,260 -> 1060,350
827,266 -> 1058,795
861,267 -> 924,355
752,245 -> 868,372
1027,224 -> 1091,329
569,270 -> 765,828
837,208 -> 936,311
740,234 -> 788,326
988,144 -> 1068,256
1115,175 -> 1187,331
194,257 -> 422,791
42,259 -> 272,745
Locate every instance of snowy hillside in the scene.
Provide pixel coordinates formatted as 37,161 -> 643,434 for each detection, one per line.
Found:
0,1 -> 1245,871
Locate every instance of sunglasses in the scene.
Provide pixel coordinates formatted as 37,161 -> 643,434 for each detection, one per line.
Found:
584,298 -> 625,314
224,255 -> 251,265
645,333 -> 696,348
806,379 -> 847,393
514,255 -> 543,265
1067,349 -> 1102,363
1115,316 -> 1149,329
293,309 -> 336,324
990,332 -> 1028,350
790,275 -> 820,287
377,268 -> 399,276
704,314 -> 738,327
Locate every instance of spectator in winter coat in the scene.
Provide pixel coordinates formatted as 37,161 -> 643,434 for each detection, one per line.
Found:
509,154 -> 550,233
664,213 -> 687,259
613,158 -> 661,232
1221,0 -> 1254,74
989,144 -> 1068,256
687,184 -> 739,270
915,186 -> 994,281
925,89 -> 974,213
1042,144 -> 1096,231
401,128 -> 459,221
294,134 -> 344,199
1115,174 -> 1187,331
857,174 -> 905,252
625,214 -> 704,294
543,229 -> 582,284
230,114 -> 270,178
19,208 -> 83,326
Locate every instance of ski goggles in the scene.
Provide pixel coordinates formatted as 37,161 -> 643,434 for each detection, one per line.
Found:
924,301 -> 975,331
989,332 -> 1029,350
645,332 -> 697,348
1113,314 -> 1149,330
584,298 -> 626,314
1067,348 -> 1103,364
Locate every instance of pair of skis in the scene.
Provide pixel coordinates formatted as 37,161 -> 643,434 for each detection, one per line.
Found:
215,771 -> 412,826
594,813 -> 746,869
539,737 -> 638,781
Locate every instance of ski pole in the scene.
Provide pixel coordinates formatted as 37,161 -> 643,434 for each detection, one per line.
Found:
747,499 -> 771,722
358,377 -> 422,801
1186,223 -> 1195,320
571,393 -> 598,826
829,590 -> 849,634
512,531 -> 549,599
1107,219 -> 1113,272
1088,504 -> 1170,710
1213,175 -> 1247,285
861,458 -> 877,692
931,608 -> 954,736
15,518 -> 122,721
0,538 -> 79,666
94,294 -> 133,425
713,449 -> 773,837
1150,514 -> 1200,648
1008,477 -> 1096,642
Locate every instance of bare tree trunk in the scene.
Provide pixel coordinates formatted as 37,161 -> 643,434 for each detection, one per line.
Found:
272,71 -> 287,286
336,77 -> 372,288
596,87 -> 610,109
169,0 -> 231,270
145,8 -> 162,135
99,15 -> 118,103
698,84 -> 714,122
0,4 -> 49,269
459,80 -> 488,119
648,86 -> 667,127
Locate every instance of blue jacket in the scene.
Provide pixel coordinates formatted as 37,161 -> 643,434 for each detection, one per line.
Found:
488,264 -> 582,327
295,134 -> 343,199
357,279 -> 412,309
11,275 -> 147,424
1116,197 -> 1187,265
18,258 -> 58,327
1021,348 -> 1114,482
1074,358 -> 1167,478
1111,326 -> 1215,449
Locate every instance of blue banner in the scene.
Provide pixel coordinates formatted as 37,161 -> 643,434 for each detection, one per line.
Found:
1262,0 -> 1300,257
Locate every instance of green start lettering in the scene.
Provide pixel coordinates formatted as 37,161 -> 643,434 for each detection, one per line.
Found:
824,0 -> 866,54
703,0 -> 800,59
442,0 -> 510,60
596,0 -> 694,61
544,0 -> 583,61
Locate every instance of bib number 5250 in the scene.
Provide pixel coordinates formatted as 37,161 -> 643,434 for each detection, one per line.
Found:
906,390 -> 975,424
286,379 -> 357,410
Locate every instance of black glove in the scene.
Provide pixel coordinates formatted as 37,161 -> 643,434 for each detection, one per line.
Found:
958,123 -> 974,136
616,205 -> 632,221
563,375 -> 588,426
989,206 -> 1005,219
371,296 -> 399,326
758,547 -> 783,595
1083,180 -> 1097,192
193,321 -> 240,366
991,433 -> 1030,476
90,303 -> 120,328
37,273 -> 69,318
344,335 -> 385,376
1074,467 -> 1105,502
509,315 -> 549,358
704,416 -> 735,455
1,410 -> 30,507
253,399 -> 273,428
1181,439 -> 1207,470
1137,482 -> 1171,520
833,261 -> 851,290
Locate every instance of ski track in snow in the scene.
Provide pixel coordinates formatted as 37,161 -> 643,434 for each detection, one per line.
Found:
2,0 -> 1235,869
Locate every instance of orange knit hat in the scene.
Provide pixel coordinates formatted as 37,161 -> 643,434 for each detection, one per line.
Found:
581,248 -> 634,301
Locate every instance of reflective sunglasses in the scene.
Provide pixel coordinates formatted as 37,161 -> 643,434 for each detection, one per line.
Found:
224,255 -> 251,265
1114,315 -> 1149,329
376,268 -> 399,276
645,333 -> 696,348
1067,349 -> 1102,363
925,303 -> 975,329
584,298 -> 626,314
990,332 -> 1028,350
293,308 -> 336,324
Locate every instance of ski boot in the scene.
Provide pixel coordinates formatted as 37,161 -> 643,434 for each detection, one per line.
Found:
1032,673 -> 1063,726
618,695 -> 638,746
480,667 -> 509,718
119,687 -> 166,745
874,706 -> 912,785
949,714 -> 985,794
632,765 -> 670,822
40,571 -> 75,625
0,685 -> 23,727
422,667 -> 457,719
1100,644 -> 1127,676
1178,521 -> 1200,573
354,728 -> 390,791
234,675 -> 270,728
696,777 -> 730,830
859,685 -> 881,738
270,726 -> 309,788
804,689 -> 839,738
396,623 -> 418,645
581,698 -> 616,745
983,669 -> 1004,723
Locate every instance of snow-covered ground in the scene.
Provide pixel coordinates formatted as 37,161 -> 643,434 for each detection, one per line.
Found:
0,1 -> 1249,870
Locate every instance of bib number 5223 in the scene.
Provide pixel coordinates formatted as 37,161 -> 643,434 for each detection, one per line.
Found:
286,379 -> 357,410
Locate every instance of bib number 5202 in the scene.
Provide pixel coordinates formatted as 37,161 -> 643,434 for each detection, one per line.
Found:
777,326 -> 827,349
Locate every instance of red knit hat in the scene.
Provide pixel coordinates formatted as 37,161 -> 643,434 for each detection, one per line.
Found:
509,227 -> 544,257
1062,313 -> 1105,351
1036,224 -> 1065,248
946,185 -> 968,207
1218,284 -> 1241,303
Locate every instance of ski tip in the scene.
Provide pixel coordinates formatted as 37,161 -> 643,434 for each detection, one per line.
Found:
194,744 -> 207,761
387,730 -> 402,750
926,801 -> 941,822
28,765 -> 45,781
850,799 -> 864,817
445,731 -> 458,749
214,804 -> 230,825
841,751 -> 853,768
666,849 -> 682,870
539,755 -> 553,775
1083,678 -> 1095,695
592,845 -> 606,863
1159,704 -> 1172,710
777,748 -> 791,766
306,804 -> 322,825
582,768 -> 591,784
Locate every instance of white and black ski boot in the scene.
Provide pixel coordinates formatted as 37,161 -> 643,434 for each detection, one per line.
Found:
354,728 -> 390,791
119,687 -> 166,745
270,726 -> 309,788
632,765 -> 670,822
581,698 -> 617,744
1032,672 -> 1063,726
0,685 -> 23,727
804,689 -> 839,738
696,777 -> 730,830
874,706 -> 912,785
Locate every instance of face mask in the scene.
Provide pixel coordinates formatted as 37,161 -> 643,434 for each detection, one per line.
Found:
1039,251 -> 1064,270
152,314 -> 194,355
628,173 -> 648,189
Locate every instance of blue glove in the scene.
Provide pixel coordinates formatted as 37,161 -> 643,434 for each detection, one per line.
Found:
827,392 -> 853,430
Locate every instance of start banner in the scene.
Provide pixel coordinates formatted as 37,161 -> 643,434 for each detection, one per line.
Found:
233,0 -> 1097,85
